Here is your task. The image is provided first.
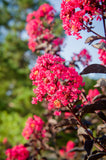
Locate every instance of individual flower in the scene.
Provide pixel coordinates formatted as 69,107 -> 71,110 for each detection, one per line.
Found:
98,40 -> 106,65
26,11 -> 38,22
37,3 -> 56,23
87,89 -> 100,103
72,49 -> 91,66
22,115 -> 46,140
54,110 -> 61,116
30,53 -> 84,114
28,39 -> 37,52
26,18 -> 43,39
64,112 -> 72,119
52,37 -> 64,46
59,140 -> 75,159
5,144 -> 29,160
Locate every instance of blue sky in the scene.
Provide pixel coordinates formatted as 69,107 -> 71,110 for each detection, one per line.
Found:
49,0 -> 102,63
49,0 -> 106,79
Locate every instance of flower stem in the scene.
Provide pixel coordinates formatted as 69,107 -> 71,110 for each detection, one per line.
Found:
83,23 -> 106,39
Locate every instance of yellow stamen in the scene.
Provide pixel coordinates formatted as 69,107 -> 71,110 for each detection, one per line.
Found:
54,100 -> 61,108
31,123 -> 35,128
34,70 -> 39,76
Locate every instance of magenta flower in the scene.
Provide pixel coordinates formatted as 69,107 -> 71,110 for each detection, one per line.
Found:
30,53 -> 84,114
72,49 -> 91,66
87,89 -> 100,103
59,140 -> 75,159
26,3 -> 63,53
5,144 -> 29,160
22,115 -> 45,140
98,40 -> 106,65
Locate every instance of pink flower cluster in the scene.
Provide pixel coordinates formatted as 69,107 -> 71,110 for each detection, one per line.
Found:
98,40 -> 106,65
59,140 -> 75,159
22,115 -> 46,140
26,3 -> 55,24
52,37 -> 64,47
72,49 -> 91,66
26,3 -> 63,52
87,89 -> 100,103
30,53 -> 84,114
5,144 -> 29,160
60,0 -> 106,39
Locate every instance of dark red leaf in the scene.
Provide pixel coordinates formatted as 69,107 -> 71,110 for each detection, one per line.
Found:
92,42 -> 106,50
97,111 -> 106,122
84,140 -> 94,155
88,152 -> 106,160
78,99 -> 106,117
80,64 -> 106,75
85,36 -> 99,45
68,147 -> 85,152
92,94 -> 106,102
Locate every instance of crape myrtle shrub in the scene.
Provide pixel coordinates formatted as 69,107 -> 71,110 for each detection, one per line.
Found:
4,1 -> 106,160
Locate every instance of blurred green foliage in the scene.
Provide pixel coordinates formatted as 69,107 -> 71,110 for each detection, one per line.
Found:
0,111 -> 30,145
0,0 -> 63,116
0,111 -> 31,159
0,1 -> 64,159
83,76 -> 99,94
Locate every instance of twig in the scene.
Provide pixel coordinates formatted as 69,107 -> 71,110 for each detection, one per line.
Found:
67,104 -> 106,152
83,23 -> 106,39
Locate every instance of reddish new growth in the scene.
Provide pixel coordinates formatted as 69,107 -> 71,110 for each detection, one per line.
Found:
72,49 -> 91,66
30,53 -> 84,115
26,3 -> 64,52
98,40 -> 106,65
59,140 -> 75,159
22,115 -> 46,140
5,144 -> 29,160
60,0 -> 106,39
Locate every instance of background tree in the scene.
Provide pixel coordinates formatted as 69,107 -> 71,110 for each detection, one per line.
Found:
0,0 -> 62,115
0,0 -> 64,150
